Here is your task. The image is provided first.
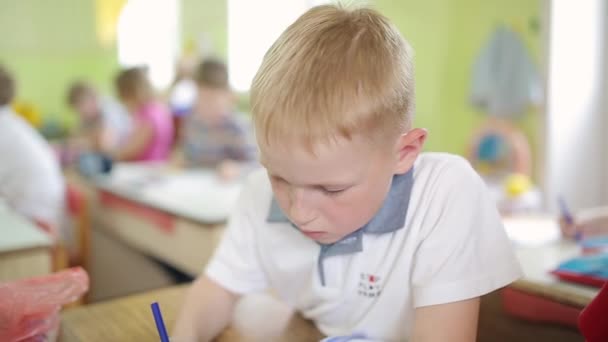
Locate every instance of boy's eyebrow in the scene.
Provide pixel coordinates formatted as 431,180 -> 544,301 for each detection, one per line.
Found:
268,172 -> 353,189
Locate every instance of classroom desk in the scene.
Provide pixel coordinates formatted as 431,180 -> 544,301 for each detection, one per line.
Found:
502,215 -> 599,328
61,215 -> 591,342
0,202 -> 53,282
60,285 -> 324,342
60,285 -> 582,342
504,215 -> 599,307
512,241 -> 598,307
90,163 -> 242,276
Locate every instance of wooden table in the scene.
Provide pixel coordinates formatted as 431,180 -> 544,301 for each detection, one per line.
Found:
60,285 -> 583,342
0,202 -> 52,282
61,285 -> 324,342
61,214 -> 592,341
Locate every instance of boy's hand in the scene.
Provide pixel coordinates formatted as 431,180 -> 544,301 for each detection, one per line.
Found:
559,216 -> 580,239
559,208 -> 608,240
173,276 -> 239,342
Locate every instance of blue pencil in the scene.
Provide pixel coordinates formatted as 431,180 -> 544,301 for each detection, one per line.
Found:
558,196 -> 573,225
558,196 -> 581,240
151,302 -> 170,342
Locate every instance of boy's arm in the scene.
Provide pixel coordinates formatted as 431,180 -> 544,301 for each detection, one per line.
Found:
173,276 -> 240,341
411,298 -> 480,342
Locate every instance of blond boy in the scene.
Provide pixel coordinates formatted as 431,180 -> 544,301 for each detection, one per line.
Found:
174,5 -> 521,341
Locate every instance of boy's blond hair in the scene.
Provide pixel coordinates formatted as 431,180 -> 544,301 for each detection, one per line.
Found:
251,4 -> 414,149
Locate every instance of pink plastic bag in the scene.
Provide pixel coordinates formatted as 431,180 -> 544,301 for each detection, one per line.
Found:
0,267 -> 89,342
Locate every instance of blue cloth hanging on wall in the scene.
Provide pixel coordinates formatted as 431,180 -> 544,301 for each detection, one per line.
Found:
470,25 -> 543,118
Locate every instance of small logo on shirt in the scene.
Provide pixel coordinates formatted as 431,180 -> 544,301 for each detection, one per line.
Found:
358,273 -> 382,298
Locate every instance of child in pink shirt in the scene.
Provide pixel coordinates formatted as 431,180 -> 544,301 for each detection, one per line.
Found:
113,67 -> 173,161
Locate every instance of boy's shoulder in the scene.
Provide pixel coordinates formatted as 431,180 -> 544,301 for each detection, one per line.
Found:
413,152 -> 486,202
415,152 -> 477,181
410,152 -> 491,222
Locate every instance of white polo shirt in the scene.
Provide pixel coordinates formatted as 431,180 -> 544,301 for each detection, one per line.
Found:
0,106 -> 65,232
206,153 -> 522,341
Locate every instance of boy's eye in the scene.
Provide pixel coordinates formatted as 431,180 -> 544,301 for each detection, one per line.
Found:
322,188 -> 346,196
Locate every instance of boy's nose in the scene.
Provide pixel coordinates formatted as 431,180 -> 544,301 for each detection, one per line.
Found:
291,215 -> 316,228
288,188 -> 316,226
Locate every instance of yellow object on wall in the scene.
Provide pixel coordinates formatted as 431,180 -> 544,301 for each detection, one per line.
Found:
95,0 -> 127,46
504,173 -> 532,198
12,101 -> 42,128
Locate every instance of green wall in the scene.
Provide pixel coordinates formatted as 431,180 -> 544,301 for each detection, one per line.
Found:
182,0 -> 228,59
0,0 -> 118,130
0,0 -> 541,157
373,0 -> 542,156
0,0 -> 228,131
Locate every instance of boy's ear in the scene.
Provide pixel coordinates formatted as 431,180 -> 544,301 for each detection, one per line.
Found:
394,128 -> 428,174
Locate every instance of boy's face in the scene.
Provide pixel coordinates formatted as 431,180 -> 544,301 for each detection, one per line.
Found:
259,129 -> 426,244
74,94 -> 99,121
195,86 -> 234,121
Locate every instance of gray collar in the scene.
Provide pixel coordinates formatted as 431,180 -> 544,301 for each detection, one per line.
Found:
267,168 -> 415,285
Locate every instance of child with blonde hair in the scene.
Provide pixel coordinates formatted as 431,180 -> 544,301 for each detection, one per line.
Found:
174,5 -> 521,341
113,67 -> 173,161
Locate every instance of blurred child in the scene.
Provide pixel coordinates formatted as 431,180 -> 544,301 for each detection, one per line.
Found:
168,55 -> 198,117
165,55 -> 199,150
180,59 -> 256,175
66,81 -> 132,153
0,64 -> 65,237
113,67 -> 174,161
174,5 -> 521,341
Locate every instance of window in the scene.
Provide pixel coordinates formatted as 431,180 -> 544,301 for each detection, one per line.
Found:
228,0 -> 328,92
117,0 -> 179,89
545,0 -> 607,210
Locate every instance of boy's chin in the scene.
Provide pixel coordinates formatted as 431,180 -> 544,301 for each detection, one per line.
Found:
314,233 -> 348,245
